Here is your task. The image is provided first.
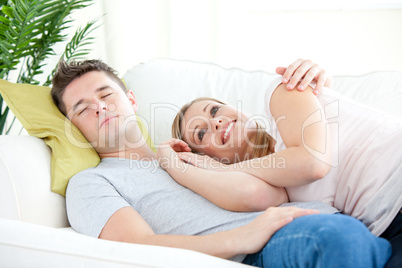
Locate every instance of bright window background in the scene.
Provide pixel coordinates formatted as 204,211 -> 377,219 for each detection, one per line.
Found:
72,0 -> 402,76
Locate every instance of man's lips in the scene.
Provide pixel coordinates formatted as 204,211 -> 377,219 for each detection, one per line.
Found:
100,116 -> 118,128
221,120 -> 235,144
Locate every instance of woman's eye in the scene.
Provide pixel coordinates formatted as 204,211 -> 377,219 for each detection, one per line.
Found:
210,106 -> 219,117
198,129 -> 206,141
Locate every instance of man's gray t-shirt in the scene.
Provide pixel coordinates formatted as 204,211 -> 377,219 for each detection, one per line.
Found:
66,158 -> 338,262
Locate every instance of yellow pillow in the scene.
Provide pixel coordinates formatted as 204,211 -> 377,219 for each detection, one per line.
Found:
0,79 -> 155,196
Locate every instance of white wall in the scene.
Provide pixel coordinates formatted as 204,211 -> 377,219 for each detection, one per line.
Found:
88,0 -> 402,76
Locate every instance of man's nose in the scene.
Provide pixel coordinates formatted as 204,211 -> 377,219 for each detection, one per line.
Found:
95,102 -> 108,116
210,118 -> 223,130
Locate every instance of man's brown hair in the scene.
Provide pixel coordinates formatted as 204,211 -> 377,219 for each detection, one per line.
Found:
51,59 -> 128,116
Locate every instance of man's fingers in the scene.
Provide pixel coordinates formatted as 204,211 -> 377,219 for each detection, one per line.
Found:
298,66 -> 320,91
264,207 -> 319,220
282,58 -> 304,84
268,208 -> 319,233
276,67 -> 287,75
288,60 -> 316,90
264,216 -> 293,238
292,208 -> 320,219
314,71 -> 327,95
279,59 -> 331,93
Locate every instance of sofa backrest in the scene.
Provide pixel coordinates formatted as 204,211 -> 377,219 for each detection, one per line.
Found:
124,59 -> 402,145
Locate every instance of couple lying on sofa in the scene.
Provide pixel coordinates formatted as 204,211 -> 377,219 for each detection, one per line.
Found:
51,58 -> 401,267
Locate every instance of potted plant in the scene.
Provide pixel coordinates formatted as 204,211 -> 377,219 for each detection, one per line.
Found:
0,0 -> 99,134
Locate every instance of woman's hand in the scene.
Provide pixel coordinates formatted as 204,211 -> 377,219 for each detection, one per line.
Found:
276,58 -> 333,95
177,152 -> 229,171
157,139 -> 191,170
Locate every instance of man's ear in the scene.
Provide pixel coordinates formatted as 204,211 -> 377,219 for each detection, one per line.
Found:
127,90 -> 138,113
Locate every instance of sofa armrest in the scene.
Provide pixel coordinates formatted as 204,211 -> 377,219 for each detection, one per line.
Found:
0,218 -> 250,267
0,135 -> 68,227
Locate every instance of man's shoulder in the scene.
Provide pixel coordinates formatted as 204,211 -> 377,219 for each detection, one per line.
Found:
68,166 -> 103,190
69,158 -> 163,186
72,158 -> 129,176
67,159 -> 115,188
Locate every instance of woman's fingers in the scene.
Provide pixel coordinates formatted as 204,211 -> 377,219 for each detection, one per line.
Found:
177,152 -> 192,162
175,140 -> 191,152
165,139 -> 191,152
177,152 -> 200,166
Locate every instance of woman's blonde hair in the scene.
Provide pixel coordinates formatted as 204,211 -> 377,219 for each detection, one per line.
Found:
171,97 -> 275,161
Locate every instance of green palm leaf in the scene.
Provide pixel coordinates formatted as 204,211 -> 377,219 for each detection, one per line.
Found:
44,17 -> 99,86
0,0 -> 98,134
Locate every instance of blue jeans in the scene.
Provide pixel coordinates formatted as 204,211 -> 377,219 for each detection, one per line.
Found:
242,214 -> 391,268
380,208 -> 402,268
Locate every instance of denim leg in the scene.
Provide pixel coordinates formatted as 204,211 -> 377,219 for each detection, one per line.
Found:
384,233 -> 402,268
242,214 -> 391,268
381,209 -> 402,268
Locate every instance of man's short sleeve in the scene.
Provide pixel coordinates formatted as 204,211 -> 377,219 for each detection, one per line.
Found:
66,170 -> 130,237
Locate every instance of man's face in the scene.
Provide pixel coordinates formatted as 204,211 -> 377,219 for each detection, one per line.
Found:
62,71 -> 138,153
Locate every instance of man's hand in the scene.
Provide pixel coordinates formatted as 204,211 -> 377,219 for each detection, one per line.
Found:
276,58 -> 333,95
231,207 -> 319,255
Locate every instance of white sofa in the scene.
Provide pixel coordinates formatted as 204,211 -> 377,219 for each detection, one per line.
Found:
1,59 -> 402,267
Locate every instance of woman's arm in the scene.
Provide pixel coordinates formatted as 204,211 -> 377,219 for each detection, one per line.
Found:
227,83 -> 332,187
157,139 -> 288,212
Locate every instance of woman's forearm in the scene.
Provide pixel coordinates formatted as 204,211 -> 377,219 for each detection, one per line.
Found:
164,158 -> 288,211
228,146 -> 331,188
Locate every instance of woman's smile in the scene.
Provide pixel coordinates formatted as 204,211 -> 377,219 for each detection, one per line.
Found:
221,120 -> 236,145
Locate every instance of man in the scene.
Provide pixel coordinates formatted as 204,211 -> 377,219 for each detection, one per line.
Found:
51,59 -> 390,267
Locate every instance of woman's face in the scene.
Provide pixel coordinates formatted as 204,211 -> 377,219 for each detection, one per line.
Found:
181,100 -> 258,163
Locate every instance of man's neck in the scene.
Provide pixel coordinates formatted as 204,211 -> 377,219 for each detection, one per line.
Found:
98,141 -> 157,161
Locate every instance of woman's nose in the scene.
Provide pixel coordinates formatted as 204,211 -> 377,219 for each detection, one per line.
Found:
210,118 -> 223,130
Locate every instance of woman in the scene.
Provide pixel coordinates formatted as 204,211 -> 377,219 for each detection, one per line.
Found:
158,59 -> 401,267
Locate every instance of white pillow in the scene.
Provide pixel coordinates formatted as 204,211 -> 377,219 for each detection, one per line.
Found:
124,59 -> 277,145
332,71 -> 402,118
123,59 -> 402,145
